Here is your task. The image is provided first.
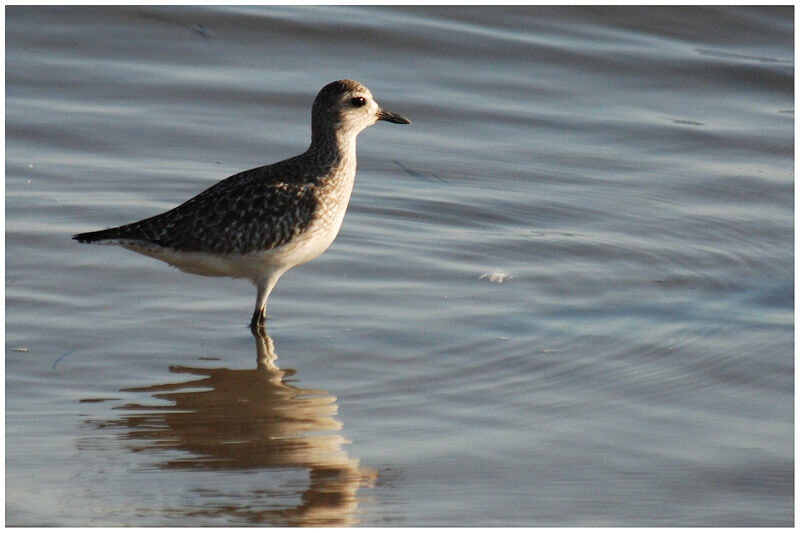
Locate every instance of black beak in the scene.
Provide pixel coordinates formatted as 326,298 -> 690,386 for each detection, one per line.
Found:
376,109 -> 411,125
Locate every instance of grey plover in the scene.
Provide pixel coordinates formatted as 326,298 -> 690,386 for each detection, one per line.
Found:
74,80 -> 410,330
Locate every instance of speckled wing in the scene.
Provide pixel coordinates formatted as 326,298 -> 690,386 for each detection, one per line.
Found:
73,164 -> 318,255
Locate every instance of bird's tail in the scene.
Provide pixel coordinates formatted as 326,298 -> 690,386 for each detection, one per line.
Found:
73,227 -> 127,244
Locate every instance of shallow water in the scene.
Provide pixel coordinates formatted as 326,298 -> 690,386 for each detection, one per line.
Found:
6,6 -> 793,526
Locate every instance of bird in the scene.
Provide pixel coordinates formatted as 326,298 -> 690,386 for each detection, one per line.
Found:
73,79 -> 411,332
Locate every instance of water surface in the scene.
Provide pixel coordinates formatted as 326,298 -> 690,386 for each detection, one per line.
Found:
6,6 -> 793,526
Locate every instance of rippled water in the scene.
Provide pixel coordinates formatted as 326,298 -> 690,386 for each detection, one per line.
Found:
6,6 -> 793,526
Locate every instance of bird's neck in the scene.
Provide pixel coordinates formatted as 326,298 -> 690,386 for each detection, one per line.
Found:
306,128 -> 358,175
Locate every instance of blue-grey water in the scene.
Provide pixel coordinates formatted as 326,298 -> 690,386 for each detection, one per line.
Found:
5,6 -> 793,526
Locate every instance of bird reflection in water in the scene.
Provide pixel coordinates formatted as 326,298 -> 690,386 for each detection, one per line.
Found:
86,325 -> 375,526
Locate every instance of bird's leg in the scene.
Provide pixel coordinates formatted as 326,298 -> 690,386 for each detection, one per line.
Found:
250,307 -> 265,332
250,274 -> 278,332
250,292 -> 268,332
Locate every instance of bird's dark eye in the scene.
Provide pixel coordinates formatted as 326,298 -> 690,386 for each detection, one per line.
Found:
350,96 -> 367,107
